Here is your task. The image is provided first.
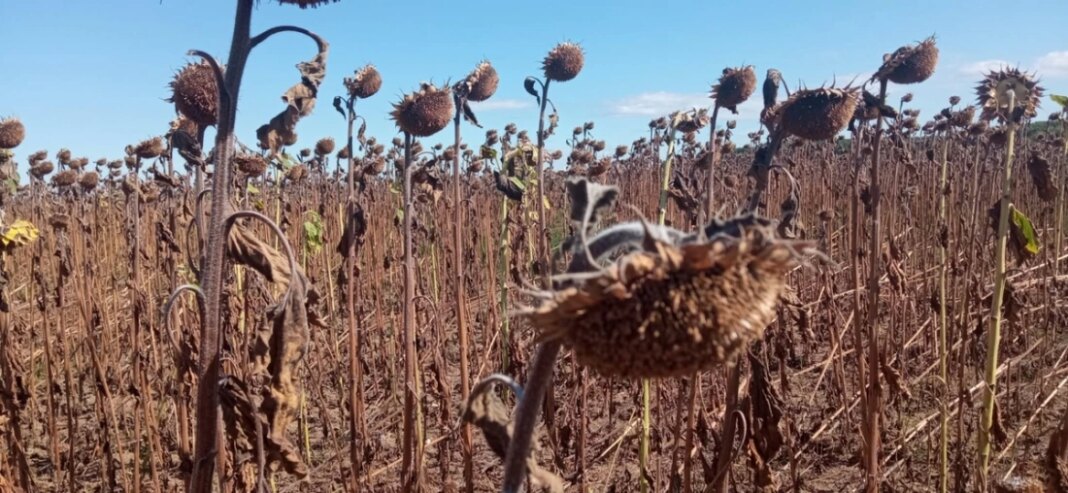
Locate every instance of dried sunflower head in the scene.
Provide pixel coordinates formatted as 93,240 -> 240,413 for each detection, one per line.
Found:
711,65 -> 757,113
135,137 -> 164,159
69,157 -> 90,170
30,160 -> 54,179
672,109 -> 710,134
235,153 -> 268,177
52,169 -> 77,188
464,60 -> 499,102
776,87 -> 860,141
542,42 -> 584,82
874,36 -> 939,84
170,61 -> 220,127
1027,153 -> 1056,202
976,67 -> 1044,123
521,211 -> 814,378
78,171 -> 99,191
315,137 -> 335,156
391,83 -> 453,137
0,117 -> 25,149
344,64 -> 381,99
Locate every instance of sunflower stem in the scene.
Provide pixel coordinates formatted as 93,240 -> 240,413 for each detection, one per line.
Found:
647,118 -> 680,492
1056,118 -> 1068,275
704,104 -> 722,220
343,95 -> 366,492
861,79 -> 889,493
187,1 -> 253,490
938,134 -> 950,493
452,91 -> 475,493
979,91 -> 1017,487
399,131 -> 423,492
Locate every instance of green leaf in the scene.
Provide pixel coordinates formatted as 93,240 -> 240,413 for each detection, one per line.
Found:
1051,94 -> 1068,109
480,145 -> 498,161
246,183 -> 260,195
302,211 -> 325,254
276,153 -> 298,171
1010,206 -> 1040,254
508,176 -> 526,191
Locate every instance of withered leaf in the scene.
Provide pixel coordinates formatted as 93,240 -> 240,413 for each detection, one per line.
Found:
462,382 -> 564,492
227,224 -> 294,285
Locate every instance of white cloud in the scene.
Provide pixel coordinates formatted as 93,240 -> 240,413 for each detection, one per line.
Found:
469,99 -> 532,111
609,91 -> 711,116
607,91 -> 768,125
956,51 -> 1068,81
1036,51 -> 1068,78
959,59 -> 1013,77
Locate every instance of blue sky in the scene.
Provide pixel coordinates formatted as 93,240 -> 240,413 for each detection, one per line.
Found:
2,0 -> 1066,171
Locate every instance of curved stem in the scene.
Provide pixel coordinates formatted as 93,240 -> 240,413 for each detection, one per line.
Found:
470,374 -> 524,402
184,188 -> 214,278
161,284 -> 206,351
250,25 -> 326,52
501,341 -> 562,493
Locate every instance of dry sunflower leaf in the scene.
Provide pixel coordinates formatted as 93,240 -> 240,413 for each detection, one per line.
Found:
462,379 -> 564,492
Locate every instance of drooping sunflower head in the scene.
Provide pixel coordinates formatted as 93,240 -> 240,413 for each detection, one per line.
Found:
874,35 -> 939,84
391,83 -> 454,137
0,117 -> 25,150
542,42 -> 584,82
169,61 -> 220,127
519,182 -> 816,378
776,86 -> 860,141
343,64 -> 382,100
711,65 -> 757,113
464,60 -> 499,102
